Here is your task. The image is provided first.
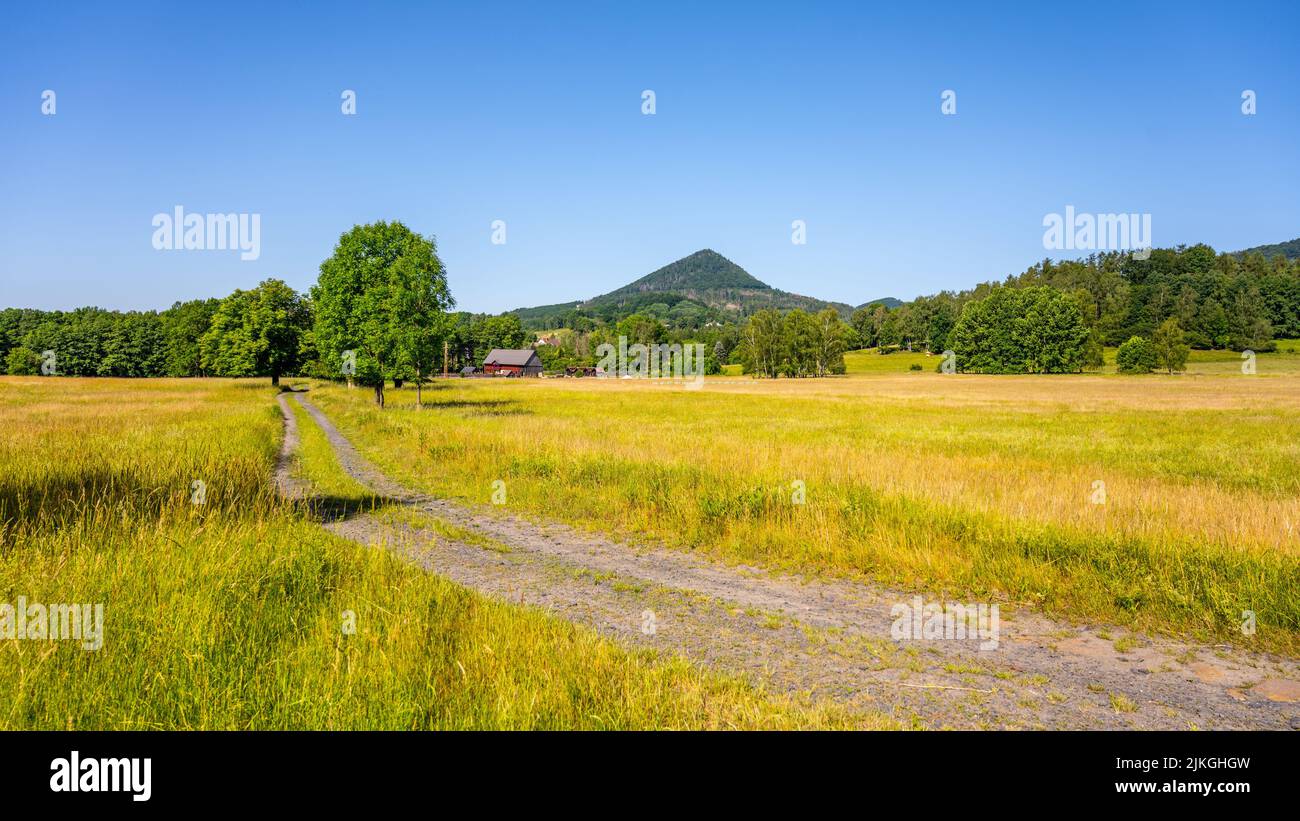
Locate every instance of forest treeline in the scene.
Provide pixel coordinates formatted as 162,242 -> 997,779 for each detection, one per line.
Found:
530,244 -> 1299,376
2,240 -> 1296,380
0,284 -> 528,380
854,244 -> 1294,357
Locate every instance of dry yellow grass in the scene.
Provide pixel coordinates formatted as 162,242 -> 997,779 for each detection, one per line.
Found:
0,376 -> 891,729
311,369 -> 1300,654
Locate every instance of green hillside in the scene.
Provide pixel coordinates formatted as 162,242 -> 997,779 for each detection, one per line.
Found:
514,249 -> 853,330
858,297 -> 902,309
606,249 -> 769,295
1235,237 -> 1300,261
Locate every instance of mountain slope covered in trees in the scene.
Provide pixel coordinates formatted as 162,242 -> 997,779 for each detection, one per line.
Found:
514,249 -> 854,330
3,234 -> 1297,379
607,249 -> 768,294
1234,237 -> 1300,261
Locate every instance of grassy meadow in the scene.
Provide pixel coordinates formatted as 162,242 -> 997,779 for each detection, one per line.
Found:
842,340 -> 1300,376
310,356 -> 1300,656
0,377 -> 884,730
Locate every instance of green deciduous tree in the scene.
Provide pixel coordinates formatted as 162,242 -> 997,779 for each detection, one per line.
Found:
813,308 -> 850,376
393,250 -> 455,407
312,221 -> 452,406
849,303 -> 888,350
1116,335 -> 1158,374
949,286 -> 1088,373
736,308 -> 848,378
1152,318 -> 1190,374
161,299 -> 220,376
201,279 -> 310,385
740,309 -> 785,378
5,346 -> 40,375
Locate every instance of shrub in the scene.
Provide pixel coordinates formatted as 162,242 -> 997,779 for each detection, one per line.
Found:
4,346 -> 41,375
1116,336 -> 1157,374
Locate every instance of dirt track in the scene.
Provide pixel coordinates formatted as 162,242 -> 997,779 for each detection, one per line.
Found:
275,392 -> 1300,730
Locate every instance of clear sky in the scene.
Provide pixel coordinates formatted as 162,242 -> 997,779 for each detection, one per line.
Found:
2,1 -> 1297,314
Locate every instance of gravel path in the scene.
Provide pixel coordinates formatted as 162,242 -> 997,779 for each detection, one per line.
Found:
277,391 -> 1300,730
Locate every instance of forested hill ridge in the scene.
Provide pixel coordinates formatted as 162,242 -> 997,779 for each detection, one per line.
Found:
860,297 -> 902,309
1234,236 -> 1300,261
513,249 -> 856,330
520,241 -> 1298,354
2,235 -> 1297,379
849,242 -> 1295,365
608,249 -> 767,294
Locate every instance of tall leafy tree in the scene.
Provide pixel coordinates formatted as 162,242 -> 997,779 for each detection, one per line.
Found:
950,286 -> 1087,373
1152,318 -> 1190,373
393,246 -> 455,407
312,221 -> 451,406
161,299 -> 220,376
812,308 -> 850,376
740,309 -> 785,377
201,279 -> 310,385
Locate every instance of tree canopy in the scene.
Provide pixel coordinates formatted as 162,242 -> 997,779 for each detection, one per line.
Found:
949,287 -> 1088,374
738,308 -> 849,377
200,279 -> 310,385
311,221 -> 453,406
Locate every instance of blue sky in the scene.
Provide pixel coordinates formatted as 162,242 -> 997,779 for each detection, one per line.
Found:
2,1 -> 1297,314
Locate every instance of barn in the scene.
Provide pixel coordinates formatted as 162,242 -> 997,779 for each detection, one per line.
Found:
482,348 -> 543,377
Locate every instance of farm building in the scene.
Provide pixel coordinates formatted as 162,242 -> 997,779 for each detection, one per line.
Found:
482,348 -> 543,377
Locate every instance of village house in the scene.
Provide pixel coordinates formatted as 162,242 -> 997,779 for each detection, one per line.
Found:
482,348 -> 543,377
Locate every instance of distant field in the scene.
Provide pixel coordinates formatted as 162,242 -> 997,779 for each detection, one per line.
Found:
0,377 -> 878,729
312,369 -> 1300,654
844,348 -> 937,373
845,340 -> 1300,376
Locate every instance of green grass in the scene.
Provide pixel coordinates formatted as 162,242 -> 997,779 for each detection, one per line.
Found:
285,396 -> 382,505
844,348 -> 937,374
308,371 -> 1300,655
845,341 -> 1300,376
0,377 -> 894,730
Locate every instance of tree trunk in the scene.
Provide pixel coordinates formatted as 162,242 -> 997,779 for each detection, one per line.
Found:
416,368 -> 423,408
272,373 -> 280,387
374,382 -> 385,407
